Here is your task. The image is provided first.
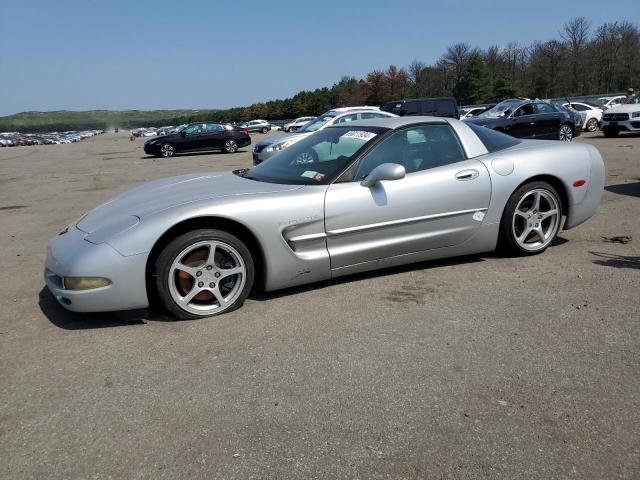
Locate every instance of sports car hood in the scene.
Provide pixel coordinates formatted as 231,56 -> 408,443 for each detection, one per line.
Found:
76,171 -> 301,233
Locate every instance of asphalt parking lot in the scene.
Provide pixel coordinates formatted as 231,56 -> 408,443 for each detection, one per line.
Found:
1,130 -> 639,479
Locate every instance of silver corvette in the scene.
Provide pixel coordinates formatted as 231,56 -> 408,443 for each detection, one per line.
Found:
45,117 -> 604,319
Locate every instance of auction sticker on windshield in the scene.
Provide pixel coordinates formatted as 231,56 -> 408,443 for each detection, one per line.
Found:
301,170 -> 325,181
341,131 -> 377,141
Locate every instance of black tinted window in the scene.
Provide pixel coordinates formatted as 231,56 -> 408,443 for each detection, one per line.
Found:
535,103 -> 556,114
421,100 -> 436,114
436,100 -> 456,115
404,101 -> 420,115
466,123 -> 521,152
514,104 -> 535,116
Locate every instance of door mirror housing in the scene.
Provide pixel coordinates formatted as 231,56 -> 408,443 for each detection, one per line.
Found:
360,163 -> 406,187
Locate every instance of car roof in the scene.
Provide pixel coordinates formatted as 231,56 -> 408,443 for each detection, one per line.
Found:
326,115 -> 449,130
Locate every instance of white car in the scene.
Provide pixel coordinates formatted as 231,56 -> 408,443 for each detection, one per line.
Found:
459,106 -> 490,120
598,96 -> 626,110
563,102 -> 603,132
283,116 -> 316,132
600,91 -> 640,137
252,107 -> 396,164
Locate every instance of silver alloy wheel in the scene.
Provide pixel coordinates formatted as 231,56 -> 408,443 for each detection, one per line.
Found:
224,139 -> 238,153
559,125 -> 573,141
294,152 -> 315,164
160,144 -> 175,157
168,240 -> 246,316
512,188 -> 560,252
586,118 -> 598,132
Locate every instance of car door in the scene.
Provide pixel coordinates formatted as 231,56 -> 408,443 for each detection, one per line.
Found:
201,123 -> 225,150
508,103 -> 536,138
324,124 -> 491,270
177,123 -> 206,152
534,102 -> 562,138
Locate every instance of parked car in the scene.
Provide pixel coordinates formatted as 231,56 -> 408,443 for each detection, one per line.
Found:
598,96 -> 626,110
252,108 -> 396,164
44,116 -> 604,319
283,116 -> 316,132
600,91 -> 640,137
562,102 -> 603,132
466,99 -> 581,141
245,120 -> 271,134
144,122 -> 250,157
380,97 -> 459,119
459,106 -> 494,120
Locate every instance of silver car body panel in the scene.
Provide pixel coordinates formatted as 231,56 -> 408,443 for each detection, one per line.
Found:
45,117 -> 604,312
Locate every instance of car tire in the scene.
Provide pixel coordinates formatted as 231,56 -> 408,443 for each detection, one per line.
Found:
223,138 -> 239,153
261,127 -> 268,134
155,229 -> 255,319
586,118 -> 599,132
558,124 -> 573,142
603,128 -> 619,138
160,143 -> 175,158
499,181 -> 562,256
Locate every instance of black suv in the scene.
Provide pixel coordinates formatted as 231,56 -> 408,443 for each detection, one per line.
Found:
380,97 -> 459,119
144,122 -> 251,157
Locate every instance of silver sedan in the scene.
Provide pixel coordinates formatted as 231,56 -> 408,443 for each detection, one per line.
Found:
45,117 -> 604,319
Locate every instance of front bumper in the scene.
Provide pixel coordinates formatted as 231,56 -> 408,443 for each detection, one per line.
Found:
44,226 -> 149,312
601,119 -> 640,132
144,142 -> 161,155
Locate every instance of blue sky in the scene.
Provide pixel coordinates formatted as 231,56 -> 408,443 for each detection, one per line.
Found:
0,0 -> 637,116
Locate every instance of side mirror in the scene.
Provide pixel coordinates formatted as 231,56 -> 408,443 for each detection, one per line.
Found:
360,163 -> 406,188
180,131 -> 187,137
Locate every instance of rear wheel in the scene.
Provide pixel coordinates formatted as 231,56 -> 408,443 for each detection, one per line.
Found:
558,124 -> 573,141
586,117 -> 599,132
603,128 -> 619,138
155,229 -> 254,319
160,143 -> 175,157
223,138 -> 238,153
499,181 -> 562,255
261,127 -> 268,134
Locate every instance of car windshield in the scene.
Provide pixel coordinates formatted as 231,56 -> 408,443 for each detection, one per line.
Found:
478,99 -> 523,118
297,114 -> 335,133
242,126 -> 386,185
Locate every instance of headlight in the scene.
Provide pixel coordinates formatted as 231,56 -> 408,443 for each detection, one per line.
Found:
265,140 -> 294,153
632,111 -> 640,118
64,277 -> 112,290
84,216 -> 140,244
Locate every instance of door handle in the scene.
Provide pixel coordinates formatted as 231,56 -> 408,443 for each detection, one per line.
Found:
455,169 -> 479,181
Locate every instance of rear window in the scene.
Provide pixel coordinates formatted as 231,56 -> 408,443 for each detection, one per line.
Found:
466,123 -> 521,152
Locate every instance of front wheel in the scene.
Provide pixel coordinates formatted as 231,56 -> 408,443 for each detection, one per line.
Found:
499,181 -> 562,255
558,124 -> 573,142
586,118 -> 599,132
160,143 -> 175,157
155,229 -> 255,319
223,138 -> 238,153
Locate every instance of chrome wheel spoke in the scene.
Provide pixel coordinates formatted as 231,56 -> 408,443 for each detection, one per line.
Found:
540,209 -> 558,220
218,266 -> 243,279
205,243 -> 217,265
180,286 -> 202,305
515,209 -> 529,220
517,226 -> 532,242
210,286 -> 228,306
176,262 -> 198,277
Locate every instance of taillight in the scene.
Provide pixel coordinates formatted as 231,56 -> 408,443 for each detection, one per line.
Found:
241,129 -> 249,135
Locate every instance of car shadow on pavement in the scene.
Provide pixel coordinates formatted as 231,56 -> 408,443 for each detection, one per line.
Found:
605,181 -> 640,198
38,287 -> 148,330
590,251 -> 640,270
141,150 -> 250,160
250,253 -> 489,302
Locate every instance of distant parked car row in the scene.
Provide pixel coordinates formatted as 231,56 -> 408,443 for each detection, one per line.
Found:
0,130 -> 103,147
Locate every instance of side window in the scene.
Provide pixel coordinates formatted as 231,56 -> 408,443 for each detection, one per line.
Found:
334,113 -> 358,124
355,125 -> 466,179
513,104 -> 534,117
574,104 -> 589,112
206,124 -> 223,133
535,103 -> 555,114
436,100 -> 456,116
184,124 -> 204,135
361,112 -> 387,119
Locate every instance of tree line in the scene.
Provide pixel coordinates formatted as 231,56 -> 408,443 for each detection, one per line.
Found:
1,17 -> 637,132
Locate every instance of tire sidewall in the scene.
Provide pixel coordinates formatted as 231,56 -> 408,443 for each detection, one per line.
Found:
223,139 -> 238,153
499,181 -> 562,256
154,229 -> 255,319
586,118 -> 598,132
160,143 -> 175,157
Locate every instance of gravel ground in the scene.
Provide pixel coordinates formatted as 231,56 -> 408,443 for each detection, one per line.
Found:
0,130 -> 638,479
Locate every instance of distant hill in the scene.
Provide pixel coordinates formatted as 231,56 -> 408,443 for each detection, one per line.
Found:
0,108 -> 245,132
